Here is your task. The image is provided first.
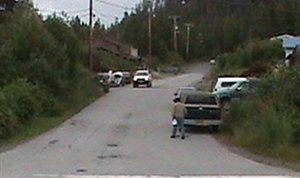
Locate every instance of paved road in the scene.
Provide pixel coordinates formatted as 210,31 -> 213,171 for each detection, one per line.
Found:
0,63 -> 298,178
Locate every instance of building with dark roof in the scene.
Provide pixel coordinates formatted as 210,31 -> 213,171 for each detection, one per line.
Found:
94,36 -> 141,62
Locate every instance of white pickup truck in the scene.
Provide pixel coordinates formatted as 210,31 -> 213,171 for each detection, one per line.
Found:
133,70 -> 152,88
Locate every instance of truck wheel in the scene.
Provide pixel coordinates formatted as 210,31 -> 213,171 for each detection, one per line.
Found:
147,82 -> 152,88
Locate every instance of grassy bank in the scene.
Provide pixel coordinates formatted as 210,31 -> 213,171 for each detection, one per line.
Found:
1,87 -> 101,148
210,39 -> 300,164
0,72 -> 102,147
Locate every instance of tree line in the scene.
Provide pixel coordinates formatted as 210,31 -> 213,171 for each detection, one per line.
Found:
116,0 -> 300,64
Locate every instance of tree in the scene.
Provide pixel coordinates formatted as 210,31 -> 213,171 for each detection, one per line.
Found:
0,0 -> 18,11
116,0 -> 300,62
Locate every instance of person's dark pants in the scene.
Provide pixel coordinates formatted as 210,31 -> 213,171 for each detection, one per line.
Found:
171,117 -> 185,138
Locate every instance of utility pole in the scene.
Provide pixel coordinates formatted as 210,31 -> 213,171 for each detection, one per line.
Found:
185,23 -> 193,60
147,0 -> 153,69
148,0 -> 152,57
89,0 -> 93,72
169,15 -> 180,53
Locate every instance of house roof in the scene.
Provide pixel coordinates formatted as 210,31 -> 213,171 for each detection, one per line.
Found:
270,34 -> 295,41
283,37 -> 300,49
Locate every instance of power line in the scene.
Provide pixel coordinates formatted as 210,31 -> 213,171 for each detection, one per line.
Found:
38,8 -> 89,15
68,8 -> 89,14
94,0 -> 131,10
93,9 -> 116,18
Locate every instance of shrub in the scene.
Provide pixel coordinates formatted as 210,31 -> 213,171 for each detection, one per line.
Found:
221,100 -> 257,134
36,87 -> 60,117
0,92 -> 18,139
216,40 -> 283,76
2,79 -> 40,124
292,114 -> 300,145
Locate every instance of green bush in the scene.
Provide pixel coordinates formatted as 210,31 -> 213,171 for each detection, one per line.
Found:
2,79 -> 41,124
0,78 -> 61,139
0,92 -> 18,139
0,2 -> 102,141
292,115 -> 300,145
36,88 -> 60,117
221,100 -> 258,134
215,40 -> 283,76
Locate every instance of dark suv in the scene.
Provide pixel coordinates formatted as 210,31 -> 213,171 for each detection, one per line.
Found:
181,91 -> 221,128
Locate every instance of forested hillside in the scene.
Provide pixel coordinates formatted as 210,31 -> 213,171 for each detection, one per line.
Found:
117,0 -> 300,63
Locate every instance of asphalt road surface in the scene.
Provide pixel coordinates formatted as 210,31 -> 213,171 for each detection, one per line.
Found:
0,63 -> 299,178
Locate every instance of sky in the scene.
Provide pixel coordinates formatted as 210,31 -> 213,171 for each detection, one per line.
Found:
32,0 -> 142,26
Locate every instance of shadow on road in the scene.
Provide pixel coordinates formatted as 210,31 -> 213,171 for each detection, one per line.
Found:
185,126 -> 219,135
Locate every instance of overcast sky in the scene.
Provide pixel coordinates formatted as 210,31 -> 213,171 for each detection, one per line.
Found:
32,0 -> 142,26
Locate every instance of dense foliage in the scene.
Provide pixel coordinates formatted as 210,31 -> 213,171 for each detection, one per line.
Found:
0,2 -> 101,139
212,40 -> 284,77
213,38 -> 300,161
222,66 -> 300,160
117,0 -> 300,63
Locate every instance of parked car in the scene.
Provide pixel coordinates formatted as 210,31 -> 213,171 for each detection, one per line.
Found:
210,59 -> 216,65
133,70 -> 152,88
122,71 -> 132,84
180,91 -> 221,129
173,86 -> 197,101
212,77 -> 248,92
110,71 -> 125,87
213,78 -> 260,109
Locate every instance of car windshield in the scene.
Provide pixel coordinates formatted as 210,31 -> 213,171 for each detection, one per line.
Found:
123,73 -> 131,77
1,0 -> 298,177
136,72 -> 148,76
114,75 -> 122,78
